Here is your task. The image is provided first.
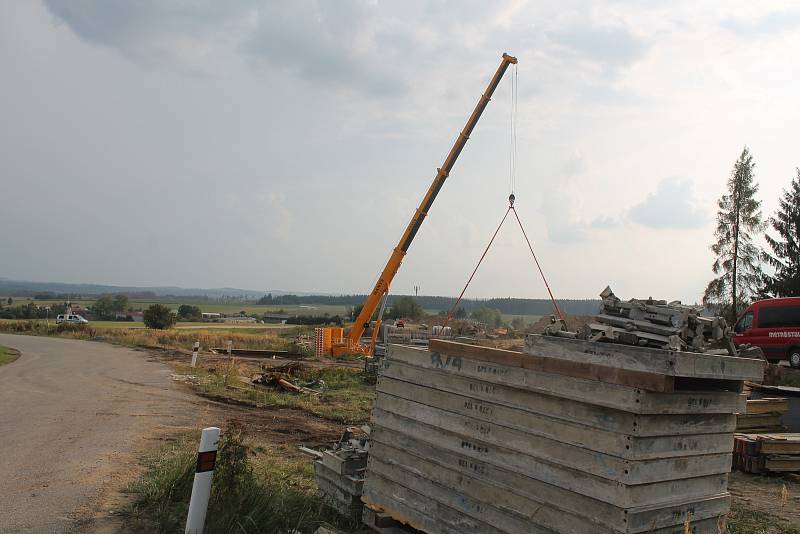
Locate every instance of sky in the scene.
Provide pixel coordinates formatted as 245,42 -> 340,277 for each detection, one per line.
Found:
1,1 -> 799,303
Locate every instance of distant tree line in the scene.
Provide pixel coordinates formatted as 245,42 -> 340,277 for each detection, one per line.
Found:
257,293 -> 599,316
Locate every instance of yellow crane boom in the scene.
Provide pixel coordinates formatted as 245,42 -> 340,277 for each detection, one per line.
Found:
332,53 -> 518,356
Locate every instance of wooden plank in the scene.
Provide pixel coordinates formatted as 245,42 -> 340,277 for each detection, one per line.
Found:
764,456 -> 800,472
370,432 -> 730,533
757,434 -> 800,455
371,408 -> 730,507
427,338 -> 673,392
745,398 -> 789,414
737,413 -> 783,431
387,345 -> 745,415
371,428 -> 623,530
362,472 -> 510,534
523,335 -> 764,382
368,453 -> 601,534
376,376 -> 733,460
374,392 -> 732,484
381,358 -> 737,437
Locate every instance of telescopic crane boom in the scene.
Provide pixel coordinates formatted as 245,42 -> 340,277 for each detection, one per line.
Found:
331,53 -> 518,356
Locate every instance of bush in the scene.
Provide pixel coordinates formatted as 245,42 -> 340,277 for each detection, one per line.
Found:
177,304 -> 202,321
387,296 -> 423,320
143,304 -> 177,330
124,425 -> 357,533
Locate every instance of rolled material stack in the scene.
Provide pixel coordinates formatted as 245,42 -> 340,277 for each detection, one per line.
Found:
362,335 -> 764,533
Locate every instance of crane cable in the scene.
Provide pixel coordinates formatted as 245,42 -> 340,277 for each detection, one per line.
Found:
443,205 -> 512,327
509,63 -> 518,197
443,62 -> 565,327
511,206 -> 566,322
442,196 -> 565,327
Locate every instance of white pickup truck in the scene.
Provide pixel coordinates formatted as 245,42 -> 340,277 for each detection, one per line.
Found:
56,314 -> 89,325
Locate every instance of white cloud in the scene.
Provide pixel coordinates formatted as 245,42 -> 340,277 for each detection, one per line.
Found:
2,0 -> 798,302
629,178 -> 708,229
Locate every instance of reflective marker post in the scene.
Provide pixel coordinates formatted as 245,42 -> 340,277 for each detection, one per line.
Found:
185,427 -> 220,534
191,341 -> 200,368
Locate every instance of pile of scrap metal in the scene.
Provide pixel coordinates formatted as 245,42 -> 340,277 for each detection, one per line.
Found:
544,286 -> 763,357
300,427 -> 370,519
251,362 -> 324,394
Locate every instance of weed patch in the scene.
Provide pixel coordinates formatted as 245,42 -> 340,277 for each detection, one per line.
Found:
0,320 -> 290,352
725,502 -> 800,534
123,426 -> 360,533
181,365 -> 373,424
0,345 -> 19,366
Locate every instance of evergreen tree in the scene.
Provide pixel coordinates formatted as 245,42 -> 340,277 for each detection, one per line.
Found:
703,147 -> 765,322
764,168 -> 800,297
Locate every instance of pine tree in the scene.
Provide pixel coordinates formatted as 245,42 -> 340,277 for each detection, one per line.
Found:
703,147 -> 765,323
764,168 -> 800,297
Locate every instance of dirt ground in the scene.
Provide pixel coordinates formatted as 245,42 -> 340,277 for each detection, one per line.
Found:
729,471 -> 800,527
42,340 -> 799,532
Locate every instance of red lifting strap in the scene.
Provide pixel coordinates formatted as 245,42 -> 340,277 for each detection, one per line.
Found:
443,199 -> 564,327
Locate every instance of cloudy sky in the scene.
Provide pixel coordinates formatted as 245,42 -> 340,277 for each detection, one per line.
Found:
1,1 -> 798,302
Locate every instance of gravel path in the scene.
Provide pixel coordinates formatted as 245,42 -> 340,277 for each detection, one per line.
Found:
0,334 -> 201,533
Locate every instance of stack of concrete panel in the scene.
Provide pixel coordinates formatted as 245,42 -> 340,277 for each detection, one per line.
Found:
361,335 -> 764,533
314,447 -> 367,519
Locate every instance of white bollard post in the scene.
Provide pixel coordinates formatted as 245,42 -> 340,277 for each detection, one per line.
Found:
191,341 -> 200,368
185,427 -> 220,534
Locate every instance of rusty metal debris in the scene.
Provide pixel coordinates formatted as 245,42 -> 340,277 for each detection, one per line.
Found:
544,286 -> 760,356
251,362 -> 326,394
301,427 -> 370,519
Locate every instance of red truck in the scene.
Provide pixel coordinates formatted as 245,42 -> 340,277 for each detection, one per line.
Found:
734,297 -> 800,367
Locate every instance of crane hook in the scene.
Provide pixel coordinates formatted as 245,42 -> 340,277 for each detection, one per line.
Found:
508,193 -> 515,207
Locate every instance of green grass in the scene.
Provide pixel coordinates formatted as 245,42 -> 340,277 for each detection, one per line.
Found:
0,345 -> 18,367
0,320 -> 297,352
501,313 -> 543,326
122,427 -> 361,533
725,502 -> 800,533
8,298 -> 349,317
184,365 -> 373,424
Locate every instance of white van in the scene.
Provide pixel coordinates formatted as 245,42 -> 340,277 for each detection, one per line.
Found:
56,314 -> 89,325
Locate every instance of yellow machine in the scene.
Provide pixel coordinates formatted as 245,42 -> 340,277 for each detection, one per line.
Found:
329,53 -> 518,357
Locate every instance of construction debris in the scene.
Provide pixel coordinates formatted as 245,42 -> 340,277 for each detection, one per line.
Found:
251,363 -> 324,395
544,286 -> 766,357
302,428 -> 369,519
362,336 -> 763,533
210,347 -> 301,358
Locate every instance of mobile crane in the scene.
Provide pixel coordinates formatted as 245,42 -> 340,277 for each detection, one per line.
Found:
329,53 -> 518,356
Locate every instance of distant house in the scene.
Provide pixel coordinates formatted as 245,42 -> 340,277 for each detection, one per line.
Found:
201,312 -> 222,321
115,311 -> 144,322
264,313 -> 290,325
223,316 -> 257,323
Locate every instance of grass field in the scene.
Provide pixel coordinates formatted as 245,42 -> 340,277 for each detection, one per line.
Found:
0,345 -> 18,367
6,297 -> 350,317
501,313 -> 543,326
0,319 -> 299,334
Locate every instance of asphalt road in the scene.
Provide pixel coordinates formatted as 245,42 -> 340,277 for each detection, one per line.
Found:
0,334 -> 201,533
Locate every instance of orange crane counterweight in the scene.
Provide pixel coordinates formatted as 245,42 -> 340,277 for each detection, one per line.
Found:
331,53 -> 518,356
